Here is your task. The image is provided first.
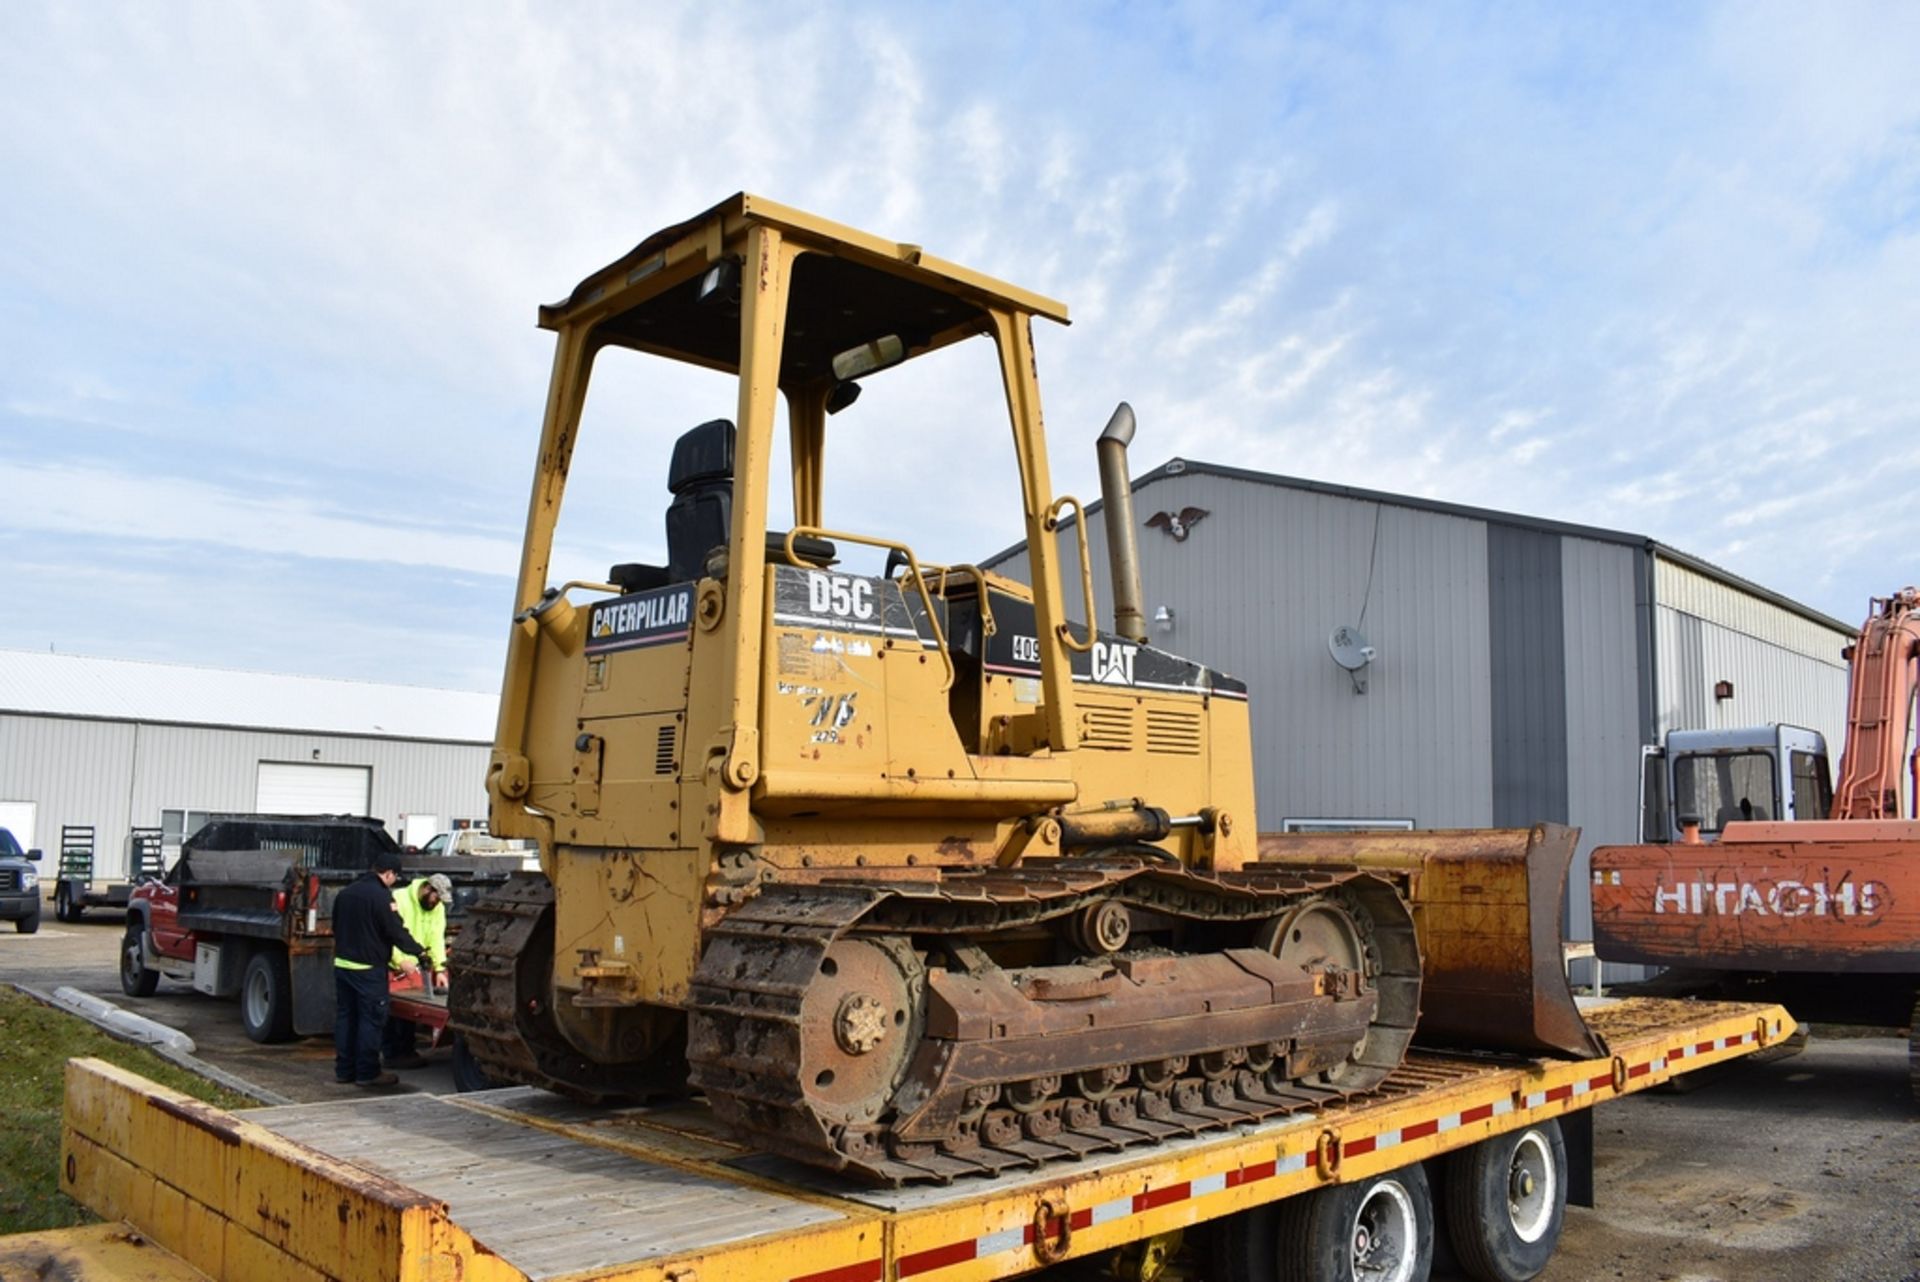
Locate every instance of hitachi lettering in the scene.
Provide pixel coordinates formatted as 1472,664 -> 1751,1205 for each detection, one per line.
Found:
1651,878 -> 1884,918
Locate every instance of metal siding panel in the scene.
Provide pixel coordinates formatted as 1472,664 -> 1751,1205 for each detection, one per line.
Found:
1559,540 -> 1643,972
126,725 -> 490,852
1652,558 -> 1854,665
0,715 -> 137,877
1488,527 -> 1569,828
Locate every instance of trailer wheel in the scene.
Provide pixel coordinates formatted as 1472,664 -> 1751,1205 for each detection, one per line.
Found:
120,920 -> 159,995
1443,1120 -> 1567,1282
56,882 -> 83,922
451,1033 -> 502,1093
241,947 -> 296,1043
1274,1161 -> 1433,1282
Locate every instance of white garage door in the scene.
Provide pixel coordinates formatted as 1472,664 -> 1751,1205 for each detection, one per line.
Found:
256,763 -> 372,816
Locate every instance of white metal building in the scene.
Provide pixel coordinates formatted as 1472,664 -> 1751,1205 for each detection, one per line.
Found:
986,459 -> 1856,964
0,651 -> 496,875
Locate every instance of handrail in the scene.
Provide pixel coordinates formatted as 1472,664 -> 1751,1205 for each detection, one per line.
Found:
1043,496 -> 1098,653
922,562 -> 998,641
786,527 -> 956,692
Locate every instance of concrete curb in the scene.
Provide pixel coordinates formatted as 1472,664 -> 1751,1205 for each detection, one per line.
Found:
10,982 -> 294,1107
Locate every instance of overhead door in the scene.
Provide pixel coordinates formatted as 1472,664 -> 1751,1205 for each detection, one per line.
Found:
256,763 -> 372,816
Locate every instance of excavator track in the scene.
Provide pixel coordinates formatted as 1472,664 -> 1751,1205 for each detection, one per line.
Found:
448,871 -> 641,1101
688,859 -> 1421,1184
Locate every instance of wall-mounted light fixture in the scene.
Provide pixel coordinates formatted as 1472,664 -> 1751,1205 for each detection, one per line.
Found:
1713,679 -> 1734,701
1153,605 -> 1176,634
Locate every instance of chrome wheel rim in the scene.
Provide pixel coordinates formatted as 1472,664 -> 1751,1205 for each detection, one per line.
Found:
1350,1178 -> 1417,1282
1507,1129 -> 1556,1243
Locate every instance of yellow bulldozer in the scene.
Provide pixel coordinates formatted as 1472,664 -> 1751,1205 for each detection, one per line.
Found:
450,194 -> 1599,1184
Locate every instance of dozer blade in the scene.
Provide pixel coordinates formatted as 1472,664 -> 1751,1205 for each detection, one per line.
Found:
1254,823 -> 1606,1060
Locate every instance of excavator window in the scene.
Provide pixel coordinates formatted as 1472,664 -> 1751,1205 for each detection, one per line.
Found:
1789,749 -> 1833,821
1673,751 -> 1778,834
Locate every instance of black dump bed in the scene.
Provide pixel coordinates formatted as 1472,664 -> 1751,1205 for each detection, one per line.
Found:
174,814 -> 526,940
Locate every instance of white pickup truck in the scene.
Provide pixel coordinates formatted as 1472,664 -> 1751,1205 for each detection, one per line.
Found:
417,830 -> 538,865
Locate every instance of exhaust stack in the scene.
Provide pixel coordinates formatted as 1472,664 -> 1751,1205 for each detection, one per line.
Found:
1096,402 -> 1147,643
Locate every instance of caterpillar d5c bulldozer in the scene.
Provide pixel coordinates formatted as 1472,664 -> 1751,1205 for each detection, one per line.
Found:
450,194 -> 1600,1184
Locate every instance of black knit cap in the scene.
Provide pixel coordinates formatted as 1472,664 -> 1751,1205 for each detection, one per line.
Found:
372,850 -> 406,874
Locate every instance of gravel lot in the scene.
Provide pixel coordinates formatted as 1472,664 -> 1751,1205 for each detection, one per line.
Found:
4,913 -> 1915,1281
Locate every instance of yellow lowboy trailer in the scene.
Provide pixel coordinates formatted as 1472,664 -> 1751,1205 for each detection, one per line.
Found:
14,997 -> 1788,1282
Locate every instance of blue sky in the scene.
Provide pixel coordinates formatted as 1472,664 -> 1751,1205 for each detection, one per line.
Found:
2,3 -> 1915,691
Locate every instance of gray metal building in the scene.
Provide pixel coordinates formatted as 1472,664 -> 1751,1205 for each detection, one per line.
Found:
0,651 -> 496,876
985,459 -> 1855,957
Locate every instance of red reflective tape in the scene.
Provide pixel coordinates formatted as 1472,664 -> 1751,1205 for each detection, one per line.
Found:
1587,1074 -> 1613,1091
898,1240 -> 978,1277
1344,1135 -> 1378,1158
1135,1181 -> 1193,1211
793,1262 -> 884,1282
1401,1118 -> 1440,1142
1306,1147 -> 1320,1167
1545,1084 -> 1573,1103
1228,1159 -> 1279,1187
1628,1061 -> 1652,1078
1069,1208 -> 1094,1231
1460,1103 -> 1496,1125
1695,1040 -> 1715,1054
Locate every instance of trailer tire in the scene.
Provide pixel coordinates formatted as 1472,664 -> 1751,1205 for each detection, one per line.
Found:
1443,1120 -> 1567,1282
121,920 -> 159,996
15,902 -> 40,934
241,947 -> 296,1044
452,1033 -> 502,1094
1274,1161 -> 1433,1282
56,883 -> 82,922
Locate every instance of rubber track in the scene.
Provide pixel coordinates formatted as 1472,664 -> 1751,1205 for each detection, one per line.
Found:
687,863 -> 1420,1185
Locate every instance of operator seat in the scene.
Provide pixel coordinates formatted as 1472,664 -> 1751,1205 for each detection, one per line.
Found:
666,418 -> 736,582
610,418 -> 839,593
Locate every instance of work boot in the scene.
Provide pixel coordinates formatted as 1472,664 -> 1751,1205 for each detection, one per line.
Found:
355,1072 -> 400,1088
385,1054 -> 430,1071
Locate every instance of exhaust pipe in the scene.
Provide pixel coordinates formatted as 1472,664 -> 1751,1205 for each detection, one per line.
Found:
1096,403 -> 1147,643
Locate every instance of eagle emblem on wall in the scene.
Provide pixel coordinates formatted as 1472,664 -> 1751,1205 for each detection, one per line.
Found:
1145,507 -> 1211,542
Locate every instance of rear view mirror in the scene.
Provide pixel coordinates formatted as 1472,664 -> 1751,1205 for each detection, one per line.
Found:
27,848 -> 42,862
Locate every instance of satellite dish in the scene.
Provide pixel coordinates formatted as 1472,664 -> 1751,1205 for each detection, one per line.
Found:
1329,625 -> 1376,672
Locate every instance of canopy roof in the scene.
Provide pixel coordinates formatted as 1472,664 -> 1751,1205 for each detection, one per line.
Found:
539,194 -> 1068,384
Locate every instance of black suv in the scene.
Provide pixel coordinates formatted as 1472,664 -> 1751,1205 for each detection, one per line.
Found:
0,827 -> 44,933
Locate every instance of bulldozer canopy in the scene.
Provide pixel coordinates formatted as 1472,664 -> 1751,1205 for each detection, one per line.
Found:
539,193 -> 1068,385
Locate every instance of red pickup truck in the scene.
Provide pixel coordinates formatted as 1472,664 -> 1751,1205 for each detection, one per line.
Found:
121,814 -> 519,1045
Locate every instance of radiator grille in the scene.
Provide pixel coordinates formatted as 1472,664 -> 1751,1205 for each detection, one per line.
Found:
655,723 -> 678,775
1146,707 -> 1203,755
0,869 -> 18,893
1081,701 -> 1136,750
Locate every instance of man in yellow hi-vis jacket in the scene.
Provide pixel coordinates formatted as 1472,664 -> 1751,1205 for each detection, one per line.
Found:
383,872 -> 452,1070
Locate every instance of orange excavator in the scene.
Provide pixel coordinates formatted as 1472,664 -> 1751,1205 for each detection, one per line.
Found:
1593,588 -> 1920,1100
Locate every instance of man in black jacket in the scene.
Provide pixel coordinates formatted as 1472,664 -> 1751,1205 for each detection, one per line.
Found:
333,850 -> 432,1088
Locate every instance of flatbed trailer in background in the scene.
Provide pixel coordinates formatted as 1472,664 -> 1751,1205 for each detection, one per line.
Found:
52,825 -> 164,921
19,997 -> 1790,1282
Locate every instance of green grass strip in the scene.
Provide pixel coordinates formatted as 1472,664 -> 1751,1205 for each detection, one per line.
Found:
0,987 -> 254,1234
